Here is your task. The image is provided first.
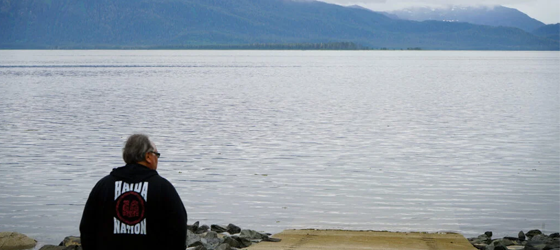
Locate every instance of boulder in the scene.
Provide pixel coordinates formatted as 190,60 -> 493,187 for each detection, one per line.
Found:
186,246 -> 207,250
0,232 -> 37,250
188,221 -> 200,232
204,231 -> 219,239
211,225 -> 228,234
548,235 -> 560,249
240,229 -> 267,241
39,246 -> 66,250
231,236 -> 252,248
196,225 -> 210,234
222,236 -> 242,248
184,223 -> 280,249
201,231 -> 222,250
486,240 -> 508,250
526,230 -> 543,239
187,230 -> 203,248
188,241 -> 205,248
470,243 -> 487,250
226,224 -> 241,235
469,234 -> 492,245
214,243 -> 231,250
59,236 -> 81,247
499,238 -> 516,246
40,246 -> 81,250
519,231 -> 526,241
263,237 -> 282,242
525,234 -> 550,250
485,231 -> 493,238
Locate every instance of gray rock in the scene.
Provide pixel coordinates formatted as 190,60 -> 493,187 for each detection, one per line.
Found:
59,236 -> 81,247
39,246 -> 66,250
187,229 -> 203,247
529,234 -> 552,242
232,236 -> 252,248
525,234 -> 549,250
485,231 -> 493,238
469,234 -> 492,245
471,243 -> 487,250
240,229 -> 267,240
551,233 -> 560,238
0,232 -> 38,250
188,221 -> 200,232
184,223 -> 279,249
525,242 -> 547,250
500,238 -> 516,246
222,236 -> 241,248
188,241 -> 205,248
488,245 -> 508,250
196,225 -> 210,234
263,237 -> 282,242
40,246 -> 81,250
201,231 -> 222,250
486,240 -> 508,250
211,225 -> 228,234
526,230 -> 543,239
549,236 -> 560,249
186,246 -> 207,250
215,243 -> 231,250
205,231 -> 219,239
519,231 -> 526,241
226,224 -> 241,235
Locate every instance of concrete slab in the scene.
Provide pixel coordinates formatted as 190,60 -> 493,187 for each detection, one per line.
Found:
248,230 -> 477,250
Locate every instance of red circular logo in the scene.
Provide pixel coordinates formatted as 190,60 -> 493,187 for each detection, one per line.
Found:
115,192 -> 146,225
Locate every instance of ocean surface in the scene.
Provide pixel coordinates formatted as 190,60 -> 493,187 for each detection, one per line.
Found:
0,50 -> 558,247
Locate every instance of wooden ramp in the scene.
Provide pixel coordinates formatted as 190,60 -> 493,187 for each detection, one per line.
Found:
248,230 -> 477,250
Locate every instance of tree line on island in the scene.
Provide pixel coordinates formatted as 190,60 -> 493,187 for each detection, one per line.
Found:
40,42 -> 424,50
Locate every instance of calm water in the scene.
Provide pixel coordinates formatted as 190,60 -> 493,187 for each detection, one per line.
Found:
0,50 -> 558,247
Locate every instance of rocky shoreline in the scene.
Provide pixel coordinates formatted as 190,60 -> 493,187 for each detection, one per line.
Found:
467,230 -> 559,250
2,227 -> 558,250
0,222 -> 280,250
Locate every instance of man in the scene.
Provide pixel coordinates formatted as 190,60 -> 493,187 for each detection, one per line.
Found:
80,134 -> 187,250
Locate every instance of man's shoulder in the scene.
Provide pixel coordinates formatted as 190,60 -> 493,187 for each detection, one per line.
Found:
98,174 -> 117,183
91,174 -> 117,189
149,174 -> 175,187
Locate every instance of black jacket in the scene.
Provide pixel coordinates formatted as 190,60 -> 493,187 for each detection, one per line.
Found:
80,163 -> 187,250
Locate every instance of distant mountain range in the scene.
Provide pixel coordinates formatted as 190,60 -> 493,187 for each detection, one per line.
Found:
1,0 -> 558,50
532,24 -> 560,41
387,5 -> 545,32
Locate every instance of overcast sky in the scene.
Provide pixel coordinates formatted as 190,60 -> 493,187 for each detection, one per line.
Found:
320,0 -> 560,24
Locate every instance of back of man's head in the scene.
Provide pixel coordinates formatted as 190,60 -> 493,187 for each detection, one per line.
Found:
123,134 -> 154,164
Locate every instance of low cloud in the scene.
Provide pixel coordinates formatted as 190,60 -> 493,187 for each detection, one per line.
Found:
320,0 -> 559,23
321,0 -> 537,11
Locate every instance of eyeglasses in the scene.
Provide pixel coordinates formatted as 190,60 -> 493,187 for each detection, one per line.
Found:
149,151 -> 161,158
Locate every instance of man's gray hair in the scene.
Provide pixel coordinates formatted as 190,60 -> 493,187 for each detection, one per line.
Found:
123,134 -> 155,164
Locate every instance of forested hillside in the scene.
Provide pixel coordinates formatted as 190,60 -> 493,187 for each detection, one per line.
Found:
1,0 -> 558,50
532,24 -> 560,41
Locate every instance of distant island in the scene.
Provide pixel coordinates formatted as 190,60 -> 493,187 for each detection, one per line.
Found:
28,42 -> 426,51
1,0 -> 558,50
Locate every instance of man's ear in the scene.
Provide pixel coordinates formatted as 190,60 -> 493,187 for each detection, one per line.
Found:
144,152 -> 151,163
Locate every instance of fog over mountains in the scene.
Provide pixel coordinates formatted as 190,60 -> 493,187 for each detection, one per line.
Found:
1,0 -> 558,50
387,5 -> 545,32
